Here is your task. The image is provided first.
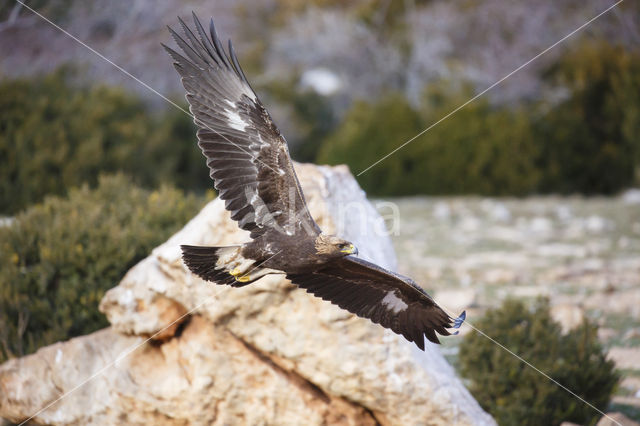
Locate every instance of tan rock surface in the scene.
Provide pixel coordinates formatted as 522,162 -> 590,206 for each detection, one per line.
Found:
0,163 -> 494,425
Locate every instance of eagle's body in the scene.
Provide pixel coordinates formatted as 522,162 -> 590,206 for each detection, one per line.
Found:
243,233 -> 334,275
243,235 -> 321,273
165,14 -> 465,350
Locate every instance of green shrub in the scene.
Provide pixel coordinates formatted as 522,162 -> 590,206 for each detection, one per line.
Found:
458,299 -> 618,426
317,90 -> 540,196
536,42 -> 640,194
316,42 -> 640,196
317,93 -> 425,195
0,68 -> 207,214
415,86 -> 540,196
0,174 -> 207,362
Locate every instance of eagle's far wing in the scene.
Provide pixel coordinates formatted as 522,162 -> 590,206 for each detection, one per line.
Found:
287,256 -> 465,349
164,14 -> 320,239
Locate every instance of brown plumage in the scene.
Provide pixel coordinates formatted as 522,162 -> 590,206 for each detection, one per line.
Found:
165,13 -> 465,350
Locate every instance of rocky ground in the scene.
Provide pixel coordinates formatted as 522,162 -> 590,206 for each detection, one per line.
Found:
386,190 -> 640,420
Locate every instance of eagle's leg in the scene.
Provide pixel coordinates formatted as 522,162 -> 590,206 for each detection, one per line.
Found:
228,257 -> 256,282
181,244 -> 284,286
233,272 -> 252,282
234,267 -> 283,283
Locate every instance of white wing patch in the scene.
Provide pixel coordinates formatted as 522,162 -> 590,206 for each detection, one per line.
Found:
381,290 -> 408,313
224,108 -> 247,131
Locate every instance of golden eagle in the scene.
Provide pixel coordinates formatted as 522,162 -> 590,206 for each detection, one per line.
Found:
164,14 -> 465,350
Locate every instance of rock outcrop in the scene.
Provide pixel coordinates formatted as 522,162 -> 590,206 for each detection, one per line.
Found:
0,164 -> 495,425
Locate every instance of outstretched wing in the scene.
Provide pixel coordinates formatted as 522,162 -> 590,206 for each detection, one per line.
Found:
287,256 -> 465,349
164,14 -> 320,239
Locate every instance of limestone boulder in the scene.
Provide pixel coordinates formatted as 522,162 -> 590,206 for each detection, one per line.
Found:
0,163 -> 495,425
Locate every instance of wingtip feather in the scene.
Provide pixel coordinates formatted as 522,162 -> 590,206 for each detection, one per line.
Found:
453,310 -> 466,329
209,17 -> 216,38
208,17 -> 232,69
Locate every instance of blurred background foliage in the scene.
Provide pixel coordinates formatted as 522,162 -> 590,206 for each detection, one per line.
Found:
1,38 -> 639,215
458,298 -> 619,426
318,88 -> 541,196
0,68 -> 207,214
537,42 -> 640,194
318,42 -> 640,196
0,174 -> 207,363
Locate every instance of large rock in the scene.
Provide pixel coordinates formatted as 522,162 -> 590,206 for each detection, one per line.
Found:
0,164 -> 494,425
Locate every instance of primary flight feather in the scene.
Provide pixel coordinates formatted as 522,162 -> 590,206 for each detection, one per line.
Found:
164,13 -> 465,350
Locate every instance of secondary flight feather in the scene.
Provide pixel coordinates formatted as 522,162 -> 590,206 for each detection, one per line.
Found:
164,13 -> 465,350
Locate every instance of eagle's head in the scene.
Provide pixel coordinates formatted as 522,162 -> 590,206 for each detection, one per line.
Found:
315,234 -> 358,258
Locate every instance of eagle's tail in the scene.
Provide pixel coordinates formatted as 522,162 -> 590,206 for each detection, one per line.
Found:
181,244 -> 273,287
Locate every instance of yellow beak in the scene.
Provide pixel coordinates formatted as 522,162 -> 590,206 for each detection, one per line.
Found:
340,244 -> 358,255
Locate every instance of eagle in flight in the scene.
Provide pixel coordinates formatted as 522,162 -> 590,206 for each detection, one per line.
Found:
164,14 -> 465,350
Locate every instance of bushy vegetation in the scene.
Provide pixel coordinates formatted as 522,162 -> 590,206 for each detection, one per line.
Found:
2,42 -> 637,206
317,93 -> 426,195
318,90 -> 540,196
318,42 -> 640,196
458,299 -> 618,426
0,69 -> 207,214
0,174 -> 206,362
537,42 -> 640,194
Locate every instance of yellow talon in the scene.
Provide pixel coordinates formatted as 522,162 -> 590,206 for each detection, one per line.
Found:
236,275 -> 251,283
230,268 -> 242,276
